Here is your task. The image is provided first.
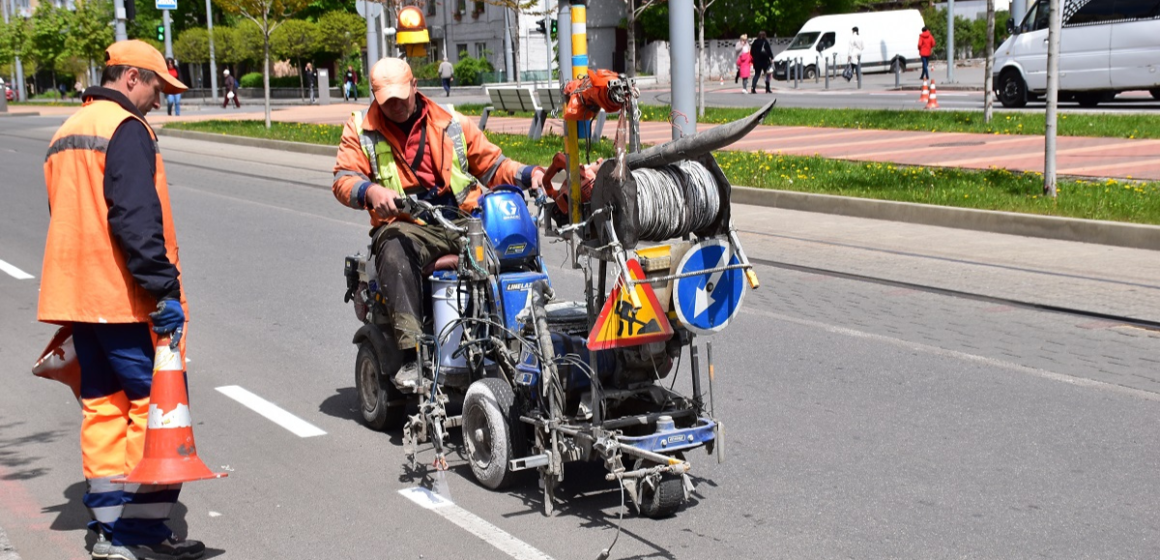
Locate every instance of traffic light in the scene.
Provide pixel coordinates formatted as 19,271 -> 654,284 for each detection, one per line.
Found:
156,25 -> 165,42
550,20 -> 557,37
534,19 -> 546,34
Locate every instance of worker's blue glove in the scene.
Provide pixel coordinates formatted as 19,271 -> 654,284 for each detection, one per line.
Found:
149,298 -> 185,335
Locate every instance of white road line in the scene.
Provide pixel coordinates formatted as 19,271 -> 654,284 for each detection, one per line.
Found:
399,487 -> 556,560
0,259 -> 33,280
215,385 -> 327,437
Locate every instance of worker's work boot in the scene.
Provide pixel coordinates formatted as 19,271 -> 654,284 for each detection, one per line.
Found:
91,534 -> 111,558
100,536 -> 205,560
393,360 -> 421,388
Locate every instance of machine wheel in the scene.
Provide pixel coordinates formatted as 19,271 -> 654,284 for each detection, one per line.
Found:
998,70 -> 1027,108
638,476 -> 684,518
1151,88 -> 1160,100
462,378 -> 526,490
355,342 -> 406,431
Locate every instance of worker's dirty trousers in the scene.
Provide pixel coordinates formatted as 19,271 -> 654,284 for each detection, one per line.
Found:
372,220 -> 464,350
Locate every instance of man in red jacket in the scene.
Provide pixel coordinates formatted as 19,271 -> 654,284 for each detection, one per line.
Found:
918,26 -> 936,80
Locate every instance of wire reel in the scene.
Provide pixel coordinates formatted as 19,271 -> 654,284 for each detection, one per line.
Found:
589,154 -> 732,250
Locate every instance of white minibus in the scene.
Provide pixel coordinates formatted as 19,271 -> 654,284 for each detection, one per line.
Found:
773,10 -> 925,80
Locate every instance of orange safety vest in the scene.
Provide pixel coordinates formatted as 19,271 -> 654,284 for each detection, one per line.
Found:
39,99 -> 185,324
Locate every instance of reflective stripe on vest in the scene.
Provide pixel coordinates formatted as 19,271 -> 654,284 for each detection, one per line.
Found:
351,110 -> 479,205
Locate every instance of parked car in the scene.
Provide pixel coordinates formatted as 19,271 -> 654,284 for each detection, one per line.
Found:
4,84 -> 13,102
994,0 -> 1160,108
773,9 -> 925,80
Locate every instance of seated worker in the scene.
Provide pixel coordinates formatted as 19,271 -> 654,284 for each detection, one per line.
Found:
332,57 -> 544,386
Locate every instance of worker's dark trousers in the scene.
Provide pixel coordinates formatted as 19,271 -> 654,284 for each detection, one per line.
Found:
372,220 -> 463,350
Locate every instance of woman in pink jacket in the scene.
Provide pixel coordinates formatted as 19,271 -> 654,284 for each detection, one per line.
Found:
737,49 -> 753,94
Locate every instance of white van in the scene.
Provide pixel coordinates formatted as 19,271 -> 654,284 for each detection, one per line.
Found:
994,0 -> 1160,108
773,10 -> 925,80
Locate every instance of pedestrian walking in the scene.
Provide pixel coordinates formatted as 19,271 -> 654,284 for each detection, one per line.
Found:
737,48 -> 753,93
165,58 -> 181,116
40,39 -> 206,560
344,65 -> 359,102
846,26 -> 863,81
221,68 -> 240,108
918,26 -> 936,80
733,34 -> 749,84
305,62 -> 318,103
438,57 -> 454,97
331,58 -> 545,386
750,31 -> 774,93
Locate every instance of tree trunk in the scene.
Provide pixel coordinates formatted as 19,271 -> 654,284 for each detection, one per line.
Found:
983,0 -> 995,123
696,3 -> 705,117
626,0 -> 636,78
511,9 -> 522,85
263,15 -> 272,129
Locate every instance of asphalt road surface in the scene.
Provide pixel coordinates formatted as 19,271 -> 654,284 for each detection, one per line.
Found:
1,114 -> 1158,559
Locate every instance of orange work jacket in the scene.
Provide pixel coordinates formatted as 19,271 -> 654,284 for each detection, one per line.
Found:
39,98 -> 185,324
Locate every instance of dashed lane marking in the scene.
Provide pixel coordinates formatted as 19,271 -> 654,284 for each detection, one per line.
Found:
215,385 -> 327,437
0,260 -> 33,280
398,487 -> 556,560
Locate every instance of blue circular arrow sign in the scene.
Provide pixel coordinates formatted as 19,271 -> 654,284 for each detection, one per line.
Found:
673,238 -> 747,335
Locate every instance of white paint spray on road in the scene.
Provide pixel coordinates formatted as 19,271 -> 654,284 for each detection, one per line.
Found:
398,487 -> 557,560
215,385 -> 327,437
0,260 -> 33,280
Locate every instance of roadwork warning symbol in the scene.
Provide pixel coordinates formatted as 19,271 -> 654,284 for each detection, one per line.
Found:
587,259 -> 674,350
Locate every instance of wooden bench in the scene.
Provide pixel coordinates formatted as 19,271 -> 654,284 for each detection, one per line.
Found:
480,86 -> 546,140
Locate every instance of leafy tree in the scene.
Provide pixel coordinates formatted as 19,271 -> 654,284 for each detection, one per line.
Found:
271,18 -> 318,97
623,0 -> 665,78
174,27 -> 212,64
213,0 -> 311,129
214,26 -> 247,67
67,0 -> 115,86
454,51 -> 494,86
28,2 -> 71,96
316,11 -> 365,60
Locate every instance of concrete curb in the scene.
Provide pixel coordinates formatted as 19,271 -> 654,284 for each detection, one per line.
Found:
0,111 -> 39,117
156,127 -> 1160,252
156,127 -> 337,157
732,186 -> 1160,251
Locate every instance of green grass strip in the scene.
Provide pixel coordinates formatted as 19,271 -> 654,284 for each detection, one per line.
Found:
452,103 -> 1160,140
164,120 -> 1160,225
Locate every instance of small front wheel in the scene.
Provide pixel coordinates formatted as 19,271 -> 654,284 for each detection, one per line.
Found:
638,476 -> 684,518
462,378 -> 526,489
355,342 -> 406,431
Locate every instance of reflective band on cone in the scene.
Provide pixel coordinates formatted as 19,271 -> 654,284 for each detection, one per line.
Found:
920,79 -> 929,103
925,81 -> 939,110
113,337 -> 227,485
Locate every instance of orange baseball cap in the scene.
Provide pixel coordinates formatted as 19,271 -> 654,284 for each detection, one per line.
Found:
371,58 -> 415,105
105,40 -> 187,94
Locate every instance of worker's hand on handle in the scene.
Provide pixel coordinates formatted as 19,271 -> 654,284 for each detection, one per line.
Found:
366,184 -> 407,219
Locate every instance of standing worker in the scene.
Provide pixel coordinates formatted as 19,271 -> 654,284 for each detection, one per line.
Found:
918,26 -> 936,81
39,40 -> 206,560
846,26 -> 863,82
331,58 -> 545,385
438,57 -> 454,97
749,31 -> 773,94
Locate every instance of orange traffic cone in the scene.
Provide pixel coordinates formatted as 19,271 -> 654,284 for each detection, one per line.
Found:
920,79 -> 930,103
925,80 -> 940,110
114,335 -> 227,485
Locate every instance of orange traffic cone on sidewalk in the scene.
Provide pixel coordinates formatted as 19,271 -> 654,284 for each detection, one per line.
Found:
114,335 -> 227,485
925,80 -> 940,110
920,79 -> 930,103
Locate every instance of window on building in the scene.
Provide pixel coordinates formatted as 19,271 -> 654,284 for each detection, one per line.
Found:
475,42 -> 488,58
457,43 -> 469,58
428,0 -> 436,16
474,0 -> 484,14
456,0 -> 466,13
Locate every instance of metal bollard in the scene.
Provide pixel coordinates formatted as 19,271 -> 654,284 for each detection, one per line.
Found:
893,59 -> 900,89
815,55 -> 820,83
824,58 -> 830,89
856,55 -> 863,89
793,58 -> 800,88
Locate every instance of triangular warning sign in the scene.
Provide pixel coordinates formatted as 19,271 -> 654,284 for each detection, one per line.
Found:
587,259 -> 674,350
